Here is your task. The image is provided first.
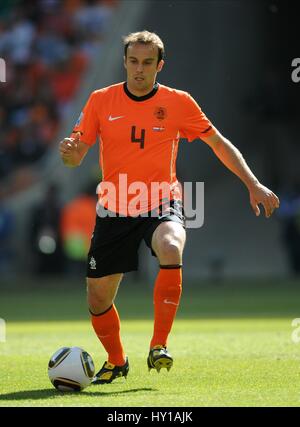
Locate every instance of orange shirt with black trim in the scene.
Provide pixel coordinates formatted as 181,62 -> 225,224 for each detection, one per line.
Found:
72,82 -> 217,215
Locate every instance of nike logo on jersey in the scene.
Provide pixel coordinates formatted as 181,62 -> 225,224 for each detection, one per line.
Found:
108,115 -> 124,121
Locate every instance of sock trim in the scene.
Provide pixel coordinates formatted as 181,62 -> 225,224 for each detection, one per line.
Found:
89,304 -> 113,317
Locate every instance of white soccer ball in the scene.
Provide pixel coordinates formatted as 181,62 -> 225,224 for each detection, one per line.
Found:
48,346 -> 95,391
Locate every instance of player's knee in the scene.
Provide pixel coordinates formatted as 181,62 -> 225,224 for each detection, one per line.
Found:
86,278 -> 114,314
156,239 -> 183,264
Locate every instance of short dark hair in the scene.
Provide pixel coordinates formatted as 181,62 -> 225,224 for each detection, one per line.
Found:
123,30 -> 165,64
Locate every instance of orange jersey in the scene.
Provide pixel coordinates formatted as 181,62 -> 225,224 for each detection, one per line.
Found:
72,82 -> 216,215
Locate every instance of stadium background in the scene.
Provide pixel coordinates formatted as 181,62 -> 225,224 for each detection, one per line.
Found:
0,0 -> 300,408
1,0 -> 299,282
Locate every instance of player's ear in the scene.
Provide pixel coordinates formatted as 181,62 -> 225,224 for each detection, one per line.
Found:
157,59 -> 164,73
123,55 -> 127,69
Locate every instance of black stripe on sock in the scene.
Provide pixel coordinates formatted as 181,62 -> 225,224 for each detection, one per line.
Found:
89,304 -> 113,317
159,264 -> 182,269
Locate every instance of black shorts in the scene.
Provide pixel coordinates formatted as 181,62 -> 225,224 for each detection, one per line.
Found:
86,200 -> 185,278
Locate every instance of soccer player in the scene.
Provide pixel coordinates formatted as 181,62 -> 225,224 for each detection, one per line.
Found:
59,31 -> 280,384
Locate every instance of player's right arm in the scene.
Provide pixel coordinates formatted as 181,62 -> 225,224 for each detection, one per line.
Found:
60,91 -> 99,168
59,132 -> 90,168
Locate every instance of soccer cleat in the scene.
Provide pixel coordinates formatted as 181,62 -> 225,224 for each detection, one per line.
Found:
92,357 -> 129,384
147,345 -> 173,373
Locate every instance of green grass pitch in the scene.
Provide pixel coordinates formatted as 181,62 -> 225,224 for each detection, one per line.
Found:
1,278 -> 300,407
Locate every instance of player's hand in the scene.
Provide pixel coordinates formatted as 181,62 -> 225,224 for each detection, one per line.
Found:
249,183 -> 280,218
59,132 -> 81,166
59,132 -> 80,156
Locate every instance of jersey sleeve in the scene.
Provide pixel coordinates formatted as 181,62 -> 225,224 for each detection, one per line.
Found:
179,92 -> 217,142
71,91 -> 99,146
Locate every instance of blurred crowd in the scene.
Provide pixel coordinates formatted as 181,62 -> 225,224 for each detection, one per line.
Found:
28,183 -> 96,277
1,1 -> 299,280
0,0 -> 118,197
0,182 -> 97,278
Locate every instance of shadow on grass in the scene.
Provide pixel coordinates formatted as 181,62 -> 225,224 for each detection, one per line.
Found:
0,387 -> 157,401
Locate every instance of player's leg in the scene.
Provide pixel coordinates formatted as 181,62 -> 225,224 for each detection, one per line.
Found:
151,220 -> 186,264
86,213 -> 140,383
87,274 -> 129,384
148,221 -> 186,371
87,273 -> 122,314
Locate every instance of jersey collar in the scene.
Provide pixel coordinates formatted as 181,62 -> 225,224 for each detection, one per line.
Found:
123,81 -> 159,102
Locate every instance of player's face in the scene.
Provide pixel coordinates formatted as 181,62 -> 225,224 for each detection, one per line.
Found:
124,43 -> 164,96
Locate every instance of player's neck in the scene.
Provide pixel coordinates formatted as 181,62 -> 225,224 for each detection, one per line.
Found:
126,81 -> 157,98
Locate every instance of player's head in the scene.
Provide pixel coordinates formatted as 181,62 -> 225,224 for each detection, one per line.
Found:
123,31 -> 165,65
123,30 -> 165,95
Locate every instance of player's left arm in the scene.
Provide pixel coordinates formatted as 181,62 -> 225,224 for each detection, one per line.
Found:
201,131 -> 280,218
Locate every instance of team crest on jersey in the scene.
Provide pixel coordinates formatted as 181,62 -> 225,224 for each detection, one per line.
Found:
154,106 -> 167,120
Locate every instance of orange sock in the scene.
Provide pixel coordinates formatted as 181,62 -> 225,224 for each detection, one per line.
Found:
90,304 -> 126,366
150,265 -> 182,348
